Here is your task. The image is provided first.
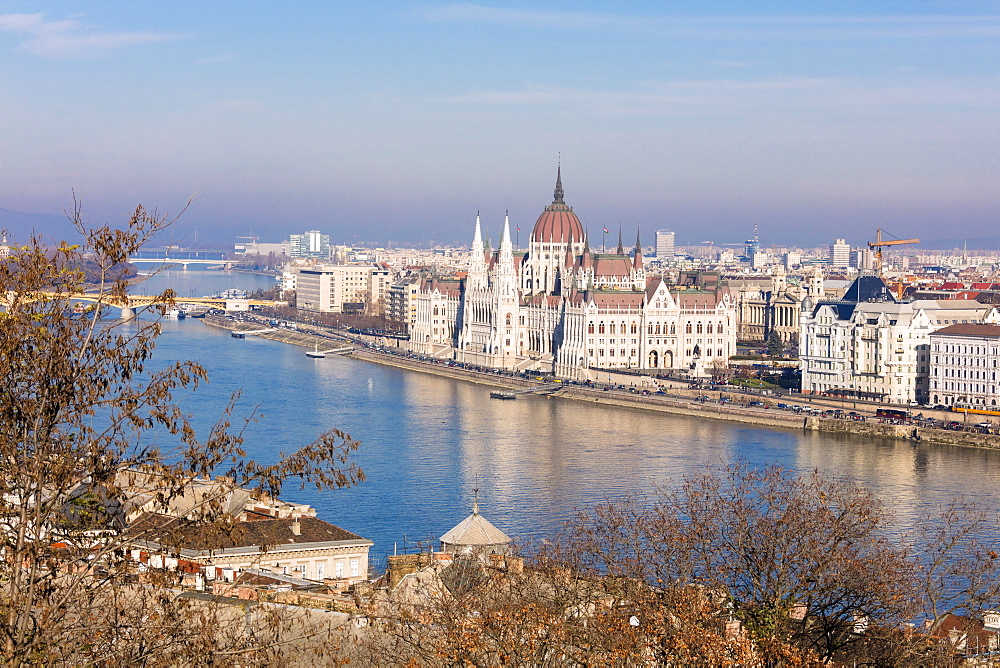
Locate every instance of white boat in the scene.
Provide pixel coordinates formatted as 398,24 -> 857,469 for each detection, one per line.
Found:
306,342 -> 326,358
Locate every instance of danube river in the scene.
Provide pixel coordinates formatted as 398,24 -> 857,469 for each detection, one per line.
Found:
135,269 -> 1000,563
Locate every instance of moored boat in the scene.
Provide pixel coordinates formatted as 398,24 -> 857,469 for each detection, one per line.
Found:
490,391 -> 516,400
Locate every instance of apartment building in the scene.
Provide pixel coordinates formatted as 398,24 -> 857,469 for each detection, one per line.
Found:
928,324 -> 1000,409
296,263 -> 390,314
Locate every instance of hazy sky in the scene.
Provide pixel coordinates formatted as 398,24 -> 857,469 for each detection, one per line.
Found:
1,1 -> 997,248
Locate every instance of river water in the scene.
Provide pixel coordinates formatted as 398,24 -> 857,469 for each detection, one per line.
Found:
134,269 -> 1000,562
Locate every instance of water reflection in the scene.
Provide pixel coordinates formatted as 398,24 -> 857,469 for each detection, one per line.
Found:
139,271 -> 1000,558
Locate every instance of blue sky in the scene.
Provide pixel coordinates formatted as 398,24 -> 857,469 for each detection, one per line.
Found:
0,1 -> 997,248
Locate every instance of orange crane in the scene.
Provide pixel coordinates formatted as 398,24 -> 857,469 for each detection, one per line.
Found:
868,228 -> 919,275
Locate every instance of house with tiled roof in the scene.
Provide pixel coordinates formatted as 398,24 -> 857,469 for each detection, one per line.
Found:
133,511 -> 372,585
122,475 -> 372,586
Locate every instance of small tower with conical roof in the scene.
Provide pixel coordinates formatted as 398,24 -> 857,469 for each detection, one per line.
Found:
440,488 -> 512,557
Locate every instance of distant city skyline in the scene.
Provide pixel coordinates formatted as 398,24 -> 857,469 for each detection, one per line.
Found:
1,2 -> 997,247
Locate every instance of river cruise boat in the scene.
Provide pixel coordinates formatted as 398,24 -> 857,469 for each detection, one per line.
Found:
490,391 -> 516,400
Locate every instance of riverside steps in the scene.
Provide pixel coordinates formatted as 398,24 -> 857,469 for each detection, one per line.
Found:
201,316 -> 1000,451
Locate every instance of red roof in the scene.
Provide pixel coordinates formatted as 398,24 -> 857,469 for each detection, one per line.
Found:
530,167 -> 584,244
591,256 -> 633,277
590,292 -> 644,310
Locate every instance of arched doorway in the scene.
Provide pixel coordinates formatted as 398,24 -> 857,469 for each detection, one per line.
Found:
648,350 -> 658,368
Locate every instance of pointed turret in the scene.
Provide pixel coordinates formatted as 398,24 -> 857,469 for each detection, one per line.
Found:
616,227 -> 624,255
469,212 -> 487,276
553,163 -> 565,203
564,233 -> 575,268
633,227 -> 643,269
472,212 -> 484,254
498,212 -> 514,275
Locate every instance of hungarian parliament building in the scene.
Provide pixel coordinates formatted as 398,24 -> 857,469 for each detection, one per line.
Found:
408,169 -> 737,379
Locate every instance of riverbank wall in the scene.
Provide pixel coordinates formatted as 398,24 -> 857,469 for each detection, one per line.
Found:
201,317 -> 1000,450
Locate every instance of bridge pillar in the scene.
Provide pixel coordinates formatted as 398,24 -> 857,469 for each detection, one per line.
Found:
120,306 -> 135,320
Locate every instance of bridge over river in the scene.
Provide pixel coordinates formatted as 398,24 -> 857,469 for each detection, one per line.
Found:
13,292 -> 276,318
128,257 -> 238,269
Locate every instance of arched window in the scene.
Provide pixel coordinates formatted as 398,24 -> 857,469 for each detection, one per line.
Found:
656,324 -> 661,335
505,313 -> 511,327
610,323 -> 616,334
631,323 -> 637,334
707,323 -> 714,334
649,350 -> 659,367
717,324 -> 723,334
696,323 -> 703,334
599,322 -> 606,334
686,323 -> 692,334
588,322 -> 595,334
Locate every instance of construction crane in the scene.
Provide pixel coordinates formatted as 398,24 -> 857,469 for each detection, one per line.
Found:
868,228 -> 919,275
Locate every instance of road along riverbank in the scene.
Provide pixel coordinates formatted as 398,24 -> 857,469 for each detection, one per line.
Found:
200,316 -> 1000,450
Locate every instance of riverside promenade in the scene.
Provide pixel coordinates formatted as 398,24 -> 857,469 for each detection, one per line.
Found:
202,316 -> 1000,450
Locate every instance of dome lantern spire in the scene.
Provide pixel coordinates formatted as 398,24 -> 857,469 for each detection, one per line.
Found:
553,162 -> 564,203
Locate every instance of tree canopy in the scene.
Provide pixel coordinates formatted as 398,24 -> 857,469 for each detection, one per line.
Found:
0,203 -> 361,665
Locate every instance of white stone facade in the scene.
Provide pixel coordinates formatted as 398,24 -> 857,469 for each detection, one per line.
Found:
412,171 -> 737,378
928,324 -> 1000,409
800,279 -> 998,404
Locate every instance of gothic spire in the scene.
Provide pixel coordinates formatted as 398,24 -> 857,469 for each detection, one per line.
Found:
633,226 -> 643,269
616,226 -> 624,255
470,212 -> 486,274
472,212 -> 483,250
499,211 -> 514,273
553,163 -> 564,203
501,211 -> 512,251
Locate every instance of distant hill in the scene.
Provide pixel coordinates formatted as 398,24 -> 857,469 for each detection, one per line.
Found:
918,237 -> 1000,252
0,207 -> 82,245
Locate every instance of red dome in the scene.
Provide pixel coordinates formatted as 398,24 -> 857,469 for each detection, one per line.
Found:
530,167 -> 584,243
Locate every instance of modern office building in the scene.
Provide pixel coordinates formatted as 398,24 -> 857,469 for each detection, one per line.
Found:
288,230 -> 331,259
828,239 -> 851,268
655,229 -> 675,260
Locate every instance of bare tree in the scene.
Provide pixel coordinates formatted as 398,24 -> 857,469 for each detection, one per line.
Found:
914,498 -> 1000,624
0,202 -> 361,665
546,464 -> 918,664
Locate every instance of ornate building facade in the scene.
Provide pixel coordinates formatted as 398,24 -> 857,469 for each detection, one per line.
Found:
410,169 -> 736,379
798,273 -> 999,404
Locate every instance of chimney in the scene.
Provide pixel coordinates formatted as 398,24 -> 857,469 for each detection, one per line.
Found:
290,519 -> 301,536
